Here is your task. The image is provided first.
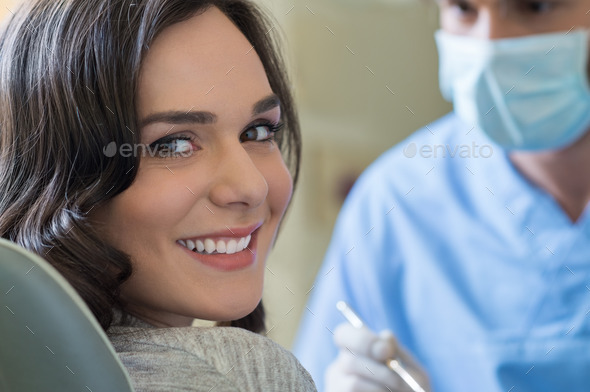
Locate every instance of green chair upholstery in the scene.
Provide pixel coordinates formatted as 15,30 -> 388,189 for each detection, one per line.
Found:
0,238 -> 134,392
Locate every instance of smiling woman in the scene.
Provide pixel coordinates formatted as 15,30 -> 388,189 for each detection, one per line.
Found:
0,0 -> 314,391
93,6 -> 294,329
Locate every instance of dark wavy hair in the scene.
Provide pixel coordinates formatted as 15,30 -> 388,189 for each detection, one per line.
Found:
0,0 -> 300,333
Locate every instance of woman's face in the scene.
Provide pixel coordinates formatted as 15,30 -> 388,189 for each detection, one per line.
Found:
93,7 -> 293,327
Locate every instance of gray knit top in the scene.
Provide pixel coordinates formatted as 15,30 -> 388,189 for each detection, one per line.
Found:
107,314 -> 317,392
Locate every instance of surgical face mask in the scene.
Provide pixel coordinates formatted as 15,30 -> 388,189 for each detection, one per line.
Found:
435,29 -> 590,151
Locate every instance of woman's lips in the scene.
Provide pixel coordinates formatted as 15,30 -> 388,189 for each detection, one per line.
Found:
177,226 -> 260,271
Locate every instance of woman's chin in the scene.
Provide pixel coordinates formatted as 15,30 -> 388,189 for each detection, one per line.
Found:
204,300 -> 261,323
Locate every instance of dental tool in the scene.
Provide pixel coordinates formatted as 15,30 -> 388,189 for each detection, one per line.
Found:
336,301 -> 427,392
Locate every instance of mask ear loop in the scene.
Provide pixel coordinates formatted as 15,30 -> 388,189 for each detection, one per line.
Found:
483,65 -> 524,146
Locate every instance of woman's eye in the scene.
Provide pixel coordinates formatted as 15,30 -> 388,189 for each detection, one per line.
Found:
148,136 -> 195,158
240,123 -> 284,143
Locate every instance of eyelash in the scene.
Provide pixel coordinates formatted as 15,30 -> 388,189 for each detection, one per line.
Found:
147,135 -> 194,159
148,121 -> 285,159
241,121 -> 285,144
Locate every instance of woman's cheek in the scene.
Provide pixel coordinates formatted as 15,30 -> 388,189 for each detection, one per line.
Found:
265,156 -> 293,218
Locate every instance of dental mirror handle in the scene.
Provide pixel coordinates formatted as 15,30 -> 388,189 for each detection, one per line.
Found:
336,301 -> 427,392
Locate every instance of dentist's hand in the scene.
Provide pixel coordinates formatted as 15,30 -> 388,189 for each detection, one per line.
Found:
325,323 -> 430,392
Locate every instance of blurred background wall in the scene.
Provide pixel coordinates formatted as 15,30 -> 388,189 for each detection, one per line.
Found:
0,0 -> 450,348
257,0 -> 451,349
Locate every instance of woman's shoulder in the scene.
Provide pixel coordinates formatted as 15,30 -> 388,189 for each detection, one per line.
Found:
108,322 -> 316,392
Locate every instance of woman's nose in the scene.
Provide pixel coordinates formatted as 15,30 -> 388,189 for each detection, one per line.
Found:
208,145 -> 268,209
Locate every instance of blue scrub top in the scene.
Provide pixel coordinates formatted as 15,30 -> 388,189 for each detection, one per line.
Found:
293,113 -> 590,392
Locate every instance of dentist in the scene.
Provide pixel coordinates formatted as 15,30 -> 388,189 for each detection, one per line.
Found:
295,0 -> 590,391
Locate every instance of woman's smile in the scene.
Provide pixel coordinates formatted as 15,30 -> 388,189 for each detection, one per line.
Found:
177,222 -> 262,271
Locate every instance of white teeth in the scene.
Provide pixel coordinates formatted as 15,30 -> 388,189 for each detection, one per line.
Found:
186,239 -> 195,251
216,240 -> 226,253
226,239 -> 237,254
196,240 -> 205,252
179,234 -> 253,255
204,239 -> 216,253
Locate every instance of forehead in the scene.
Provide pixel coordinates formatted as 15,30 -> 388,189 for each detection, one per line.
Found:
136,6 -> 272,120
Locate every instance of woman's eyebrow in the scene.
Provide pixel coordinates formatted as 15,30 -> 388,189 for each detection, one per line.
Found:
139,110 -> 217,128
253,94 -> 280,115
139,94 -> 280,128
